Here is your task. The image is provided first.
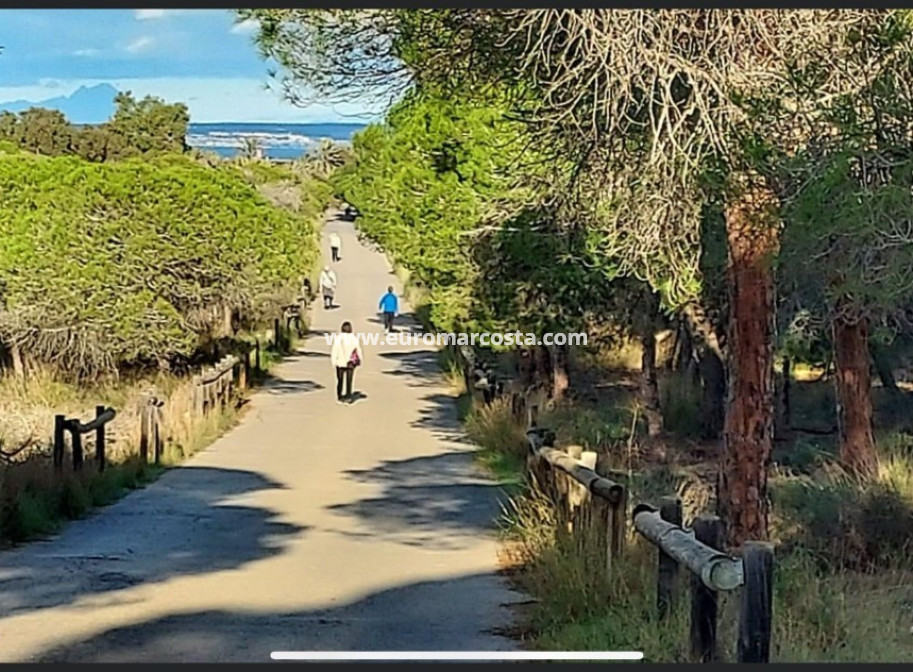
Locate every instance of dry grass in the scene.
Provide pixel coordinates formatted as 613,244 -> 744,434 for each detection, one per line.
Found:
0,334 -> 286,544
461,340 -> 913,662
495,450 -> 913,661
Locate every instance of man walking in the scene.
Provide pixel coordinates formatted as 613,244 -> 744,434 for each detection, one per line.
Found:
329,231 -> 342,262
378,286 -> 398,333
319,266 -> 337,309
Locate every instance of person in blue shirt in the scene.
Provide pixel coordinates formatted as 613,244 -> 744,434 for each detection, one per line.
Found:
379,286 -> 398,333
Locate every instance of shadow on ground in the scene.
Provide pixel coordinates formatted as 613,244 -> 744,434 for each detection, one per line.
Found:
261,378 -> 325,395
0,467 -> 303,618
35,572 -> 518,662
379,350 -> 444,389
326,449 -> 506,551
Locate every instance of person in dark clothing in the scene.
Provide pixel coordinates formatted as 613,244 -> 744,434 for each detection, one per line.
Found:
378,286 -> 398,333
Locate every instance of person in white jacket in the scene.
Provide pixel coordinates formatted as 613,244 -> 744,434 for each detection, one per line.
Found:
329,231 -> 342,262
330,321 -> 363,403
319,266 -> 337,309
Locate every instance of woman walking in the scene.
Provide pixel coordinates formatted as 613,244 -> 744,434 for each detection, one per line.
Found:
330,321 -> 363,404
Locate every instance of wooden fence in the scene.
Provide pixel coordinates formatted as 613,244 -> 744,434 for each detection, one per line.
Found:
525,427 -> 774,663
47,316 -> 290,475
451,344 -> 775,663
54,406 -> 116,472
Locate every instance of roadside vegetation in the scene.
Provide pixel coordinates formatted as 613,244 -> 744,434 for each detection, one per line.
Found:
0,92 -> 337,545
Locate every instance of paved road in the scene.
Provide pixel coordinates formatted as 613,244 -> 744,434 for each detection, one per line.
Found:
0,209 -> 519,662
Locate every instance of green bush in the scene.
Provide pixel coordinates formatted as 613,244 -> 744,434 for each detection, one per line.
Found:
772,446 -> 913,570
0,151 -> 324,378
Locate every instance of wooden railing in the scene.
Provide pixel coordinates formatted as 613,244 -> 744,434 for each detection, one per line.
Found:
47,327 -> 276,474
54,406 -> 117,472
525,428 -> 774,662
450,344 -> 774,662
193,354 -> 241,417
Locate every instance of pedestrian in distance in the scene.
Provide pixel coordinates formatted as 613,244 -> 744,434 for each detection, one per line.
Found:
319,266 -> 337,309
330,321 -> 363,404
379,285 -> 398,333
329,231 -> 342,262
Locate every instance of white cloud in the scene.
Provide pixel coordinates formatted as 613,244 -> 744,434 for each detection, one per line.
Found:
230,19 -> 259,35
135,9 -> 167,21
125,36 -> 156,54
73,48 -> 101,58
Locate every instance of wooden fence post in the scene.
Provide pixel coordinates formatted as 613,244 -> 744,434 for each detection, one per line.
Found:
738,541 -> 774,663
70,423 -> 83,471
241,347 -> 250,390
153,400 -> 163,466
192,376 -> 202,417
657,496 -> 683,619
53,414 -> 66,470
691,515 -> 724,662
608,485 -> 627,566
140,399 -> 150,463
528,403 -> 539,429
95,405 -> 106,473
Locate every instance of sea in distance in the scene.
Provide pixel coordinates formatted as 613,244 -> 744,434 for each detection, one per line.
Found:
187,122 -> 366,160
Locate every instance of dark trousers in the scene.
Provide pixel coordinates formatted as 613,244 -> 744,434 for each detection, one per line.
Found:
331,246 -> 340,262
336,365 -> 354,400
383,311 -> 395,332
323,290 -> 333,309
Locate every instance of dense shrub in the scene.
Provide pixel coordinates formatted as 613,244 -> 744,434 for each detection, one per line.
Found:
0,151 -> 326,378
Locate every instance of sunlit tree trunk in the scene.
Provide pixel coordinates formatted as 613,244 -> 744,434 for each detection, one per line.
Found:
549,343 -> 570,401
10,342 -> 25,379
718,184 -> 778,548
775,356 -> 792,441
640,328 -> 664,437
220,304 -> 233,339
833,315 -> 877,478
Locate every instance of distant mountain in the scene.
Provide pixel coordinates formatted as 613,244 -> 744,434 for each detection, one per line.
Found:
0,84 -> 118,124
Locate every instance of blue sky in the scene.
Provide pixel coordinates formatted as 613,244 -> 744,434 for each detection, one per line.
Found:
0,9 -> 387,123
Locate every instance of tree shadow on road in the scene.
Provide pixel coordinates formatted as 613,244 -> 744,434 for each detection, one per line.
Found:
326,451 -> 507,551
261,378 -> 325,395
34,572 -> 521,662
0,467 -> 305,619
378,351 -> 445,389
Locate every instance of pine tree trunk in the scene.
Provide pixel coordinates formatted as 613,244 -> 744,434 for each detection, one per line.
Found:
718,184 -> 778,548
833,316 -> 877,478
640,329 -> 664,437
223,304 -> 233,338
533,345 -> 553,397
672,320 -> 691,372
550,343 -> 570,401
10,342 -> 25,379
698,350 -> 726,440
681,301 -> 726,438
870,342 -> 899,394
775,356 -> 792,441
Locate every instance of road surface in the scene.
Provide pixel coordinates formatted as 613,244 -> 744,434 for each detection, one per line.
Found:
0,209 -> 519,662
